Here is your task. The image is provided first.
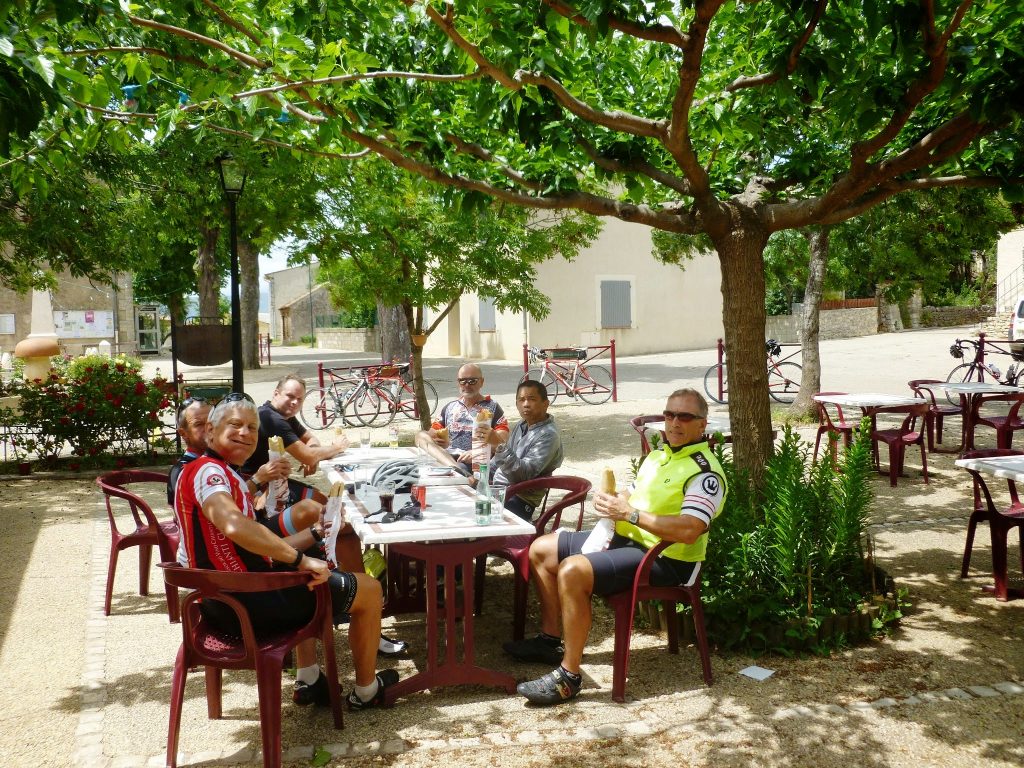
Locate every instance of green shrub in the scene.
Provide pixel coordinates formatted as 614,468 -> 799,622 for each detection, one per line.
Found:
701,421 -> 880,652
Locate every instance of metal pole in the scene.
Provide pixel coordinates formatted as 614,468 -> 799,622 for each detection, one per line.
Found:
308,260 -> 315,348
228,195 -> 244,393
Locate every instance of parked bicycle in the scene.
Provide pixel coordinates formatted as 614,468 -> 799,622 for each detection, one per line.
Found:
702,339 -> 802,404
945,337 -> 1024,404
523,346 -> 614,404
300,362 -> 439,429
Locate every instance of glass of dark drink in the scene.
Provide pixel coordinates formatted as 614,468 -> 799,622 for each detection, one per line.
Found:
379,480 -> 396,514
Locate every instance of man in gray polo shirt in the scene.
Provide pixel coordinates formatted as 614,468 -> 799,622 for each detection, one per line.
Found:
492,379 -> 563,520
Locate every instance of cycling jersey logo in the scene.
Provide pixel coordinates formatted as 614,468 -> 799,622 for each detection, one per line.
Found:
702,475 -> 720,495
207,475 -> 225,486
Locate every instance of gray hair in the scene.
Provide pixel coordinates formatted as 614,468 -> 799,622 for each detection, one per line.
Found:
668,388 -> 709,419
209,397 -> 259,428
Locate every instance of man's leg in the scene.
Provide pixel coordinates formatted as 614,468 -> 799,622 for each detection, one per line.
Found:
554,555 -> 595,675
529,531 -> 563,636
346,573 -> 383,687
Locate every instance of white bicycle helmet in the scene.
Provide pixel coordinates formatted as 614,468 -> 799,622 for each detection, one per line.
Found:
371,460 -> 420,492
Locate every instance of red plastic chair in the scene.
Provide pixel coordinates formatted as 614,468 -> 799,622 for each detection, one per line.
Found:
908,379 -> 962,452
870,402 -> 930,487
473,476 -> 591,640
971,393 -> 1024,449
159,564 -> 343,768
606,541 -> 712,702
812,392 -> 857,464
629,415 -> 664,457
960,449 -> 1024,600
96,470 -> 180,622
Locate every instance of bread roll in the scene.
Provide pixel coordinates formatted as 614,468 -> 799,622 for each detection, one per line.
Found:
436,427 -> 449,441
601,467 -> 616,494
268,436 -> 285,453
476,408 -> 491,423
328,482 -> 345,497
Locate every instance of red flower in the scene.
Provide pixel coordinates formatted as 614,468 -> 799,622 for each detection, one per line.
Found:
74,401 -> 85,412
112,396 -> 123,407
134,381 -> 147,395
115,363 -> 126,372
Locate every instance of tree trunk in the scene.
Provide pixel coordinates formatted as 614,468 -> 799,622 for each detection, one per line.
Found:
239,238 -> 260,370
789,227 -> 829,418
402,300 -> 432,430
711,222 -> 773,485
378,303 -> 410,362
195,225 -> 221,320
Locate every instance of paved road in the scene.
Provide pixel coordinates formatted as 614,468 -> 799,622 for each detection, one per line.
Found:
141,324 -> 984,408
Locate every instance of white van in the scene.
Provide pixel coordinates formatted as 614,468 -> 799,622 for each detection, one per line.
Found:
1010,297 -> 1024,343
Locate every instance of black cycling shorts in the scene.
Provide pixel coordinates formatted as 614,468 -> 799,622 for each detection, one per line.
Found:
557,531 -> 698,596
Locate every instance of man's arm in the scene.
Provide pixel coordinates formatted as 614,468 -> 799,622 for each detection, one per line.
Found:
593,491 -> 708,544
288,434 -> 348,474
201,492 -> 328,585
493,426 -> 561,484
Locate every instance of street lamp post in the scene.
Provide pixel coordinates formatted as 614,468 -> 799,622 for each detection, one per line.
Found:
217,155 -> 247,393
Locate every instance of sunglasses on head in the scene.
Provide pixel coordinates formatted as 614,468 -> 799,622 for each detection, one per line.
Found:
220,392 -> 255,404
179,395 -> 208,410
458,377 -> 480,385
663,410 -> 704,423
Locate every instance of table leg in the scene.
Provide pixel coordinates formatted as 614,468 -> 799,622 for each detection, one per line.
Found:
384,539 -> 518,705
961,393 -> 975,454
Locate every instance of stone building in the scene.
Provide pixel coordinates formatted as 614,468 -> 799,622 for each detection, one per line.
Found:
0,270 -> 137,357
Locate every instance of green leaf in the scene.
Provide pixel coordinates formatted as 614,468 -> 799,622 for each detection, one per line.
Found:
311,747 -> 331,767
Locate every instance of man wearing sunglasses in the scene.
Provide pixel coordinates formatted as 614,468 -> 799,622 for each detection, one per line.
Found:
506,388 -> 727,705
175,395 -> 399,710
415,363 -> 509,475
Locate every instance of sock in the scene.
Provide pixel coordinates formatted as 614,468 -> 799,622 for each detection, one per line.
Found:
539,632 -> 562,646
559,666 -> 582,684
296,664 -> 320,685
353,677 -> 380,702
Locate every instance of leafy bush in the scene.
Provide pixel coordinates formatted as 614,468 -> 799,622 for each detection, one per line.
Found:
700,422 -> 879,652
6,354 -> 174,466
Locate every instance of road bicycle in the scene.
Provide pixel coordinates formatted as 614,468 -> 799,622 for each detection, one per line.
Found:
945,337 -> 1024,404
300,363 -> 439,429
522,346 -> 614,404
702,339 -> 802,404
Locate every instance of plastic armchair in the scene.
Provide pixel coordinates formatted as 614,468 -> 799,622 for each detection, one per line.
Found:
959,449 -> 1024,600
908,379 -> 962,452
96,470 -> 180,622
605,541 -> 712,702
159,564 -> 343,768
971,393 -> 1024,450
812,392 -> 857,465
629,415 -> 665,457
473,476 -> 592,640
869,402 -> 930,487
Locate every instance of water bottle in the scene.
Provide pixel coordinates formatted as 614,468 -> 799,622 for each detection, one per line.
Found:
475,461 -> 491,525
388,425 -> 399,449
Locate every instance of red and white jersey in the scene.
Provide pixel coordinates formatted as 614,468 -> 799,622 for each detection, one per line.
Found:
175,454 -> 272,572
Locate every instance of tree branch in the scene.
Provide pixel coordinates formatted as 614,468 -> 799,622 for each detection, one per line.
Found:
425,298 -> 458,337
234,69 -> 484,99
577,138 -> 693,196
513,70 -> 665,139
200,0 -> 262,46
127,15 -> 271,69
539,0 -> 688,48
721,0 -> 827,93
65,46 -> 220,71
445,135 -> 544,191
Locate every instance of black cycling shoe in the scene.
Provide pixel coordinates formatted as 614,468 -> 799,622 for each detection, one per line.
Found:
293,672 -> 331,707
347,669 -> 400,710
517,667 -> 582,705
378,634 -> 409,657
503,634 -> 564,666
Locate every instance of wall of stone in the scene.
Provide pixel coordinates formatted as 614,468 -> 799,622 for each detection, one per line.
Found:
920,305 -> 995,328
768,306 -> 878,342
316,328 -> 379,353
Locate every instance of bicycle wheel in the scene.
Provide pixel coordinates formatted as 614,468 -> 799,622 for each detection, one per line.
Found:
398,379 -> 439,420
349,385 -> 384,427
577,365 -> 614,404
299,387 -> 338,430
703,363 -> 728,404
768,361 -> 803,403
945,363 -> 978,405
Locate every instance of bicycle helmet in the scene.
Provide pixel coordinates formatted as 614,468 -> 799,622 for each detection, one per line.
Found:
371,459 -> 420,492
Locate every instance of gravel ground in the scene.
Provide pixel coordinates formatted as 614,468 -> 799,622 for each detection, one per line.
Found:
2,327 -> 1023,767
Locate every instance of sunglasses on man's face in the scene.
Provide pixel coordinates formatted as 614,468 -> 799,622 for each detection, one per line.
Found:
663,410 -> 704,423
458,377 -> 480,385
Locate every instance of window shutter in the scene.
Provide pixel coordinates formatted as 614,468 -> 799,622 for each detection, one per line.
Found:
600,280 -> 632,328
479,296 -> 496,331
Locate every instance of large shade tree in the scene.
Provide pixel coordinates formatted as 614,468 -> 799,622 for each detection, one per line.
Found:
4,1 -> 1024,475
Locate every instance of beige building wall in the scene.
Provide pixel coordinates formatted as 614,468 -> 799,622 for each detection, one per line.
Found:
996,228 -> 1024,311
0,269 -> 136,356
265,263 -> 320,341
421,217 -> 724,361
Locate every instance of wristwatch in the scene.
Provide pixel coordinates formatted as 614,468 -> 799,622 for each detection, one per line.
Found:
627,509 -> 640,525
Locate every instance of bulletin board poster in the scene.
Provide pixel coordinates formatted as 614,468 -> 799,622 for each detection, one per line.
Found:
53,310 -> 115,338
0,314 -> 14,335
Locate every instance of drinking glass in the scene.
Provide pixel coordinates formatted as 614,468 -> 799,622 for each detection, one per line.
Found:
360,429 -> 371,454
489,484 -> 507,523
379,480 -> 396,514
